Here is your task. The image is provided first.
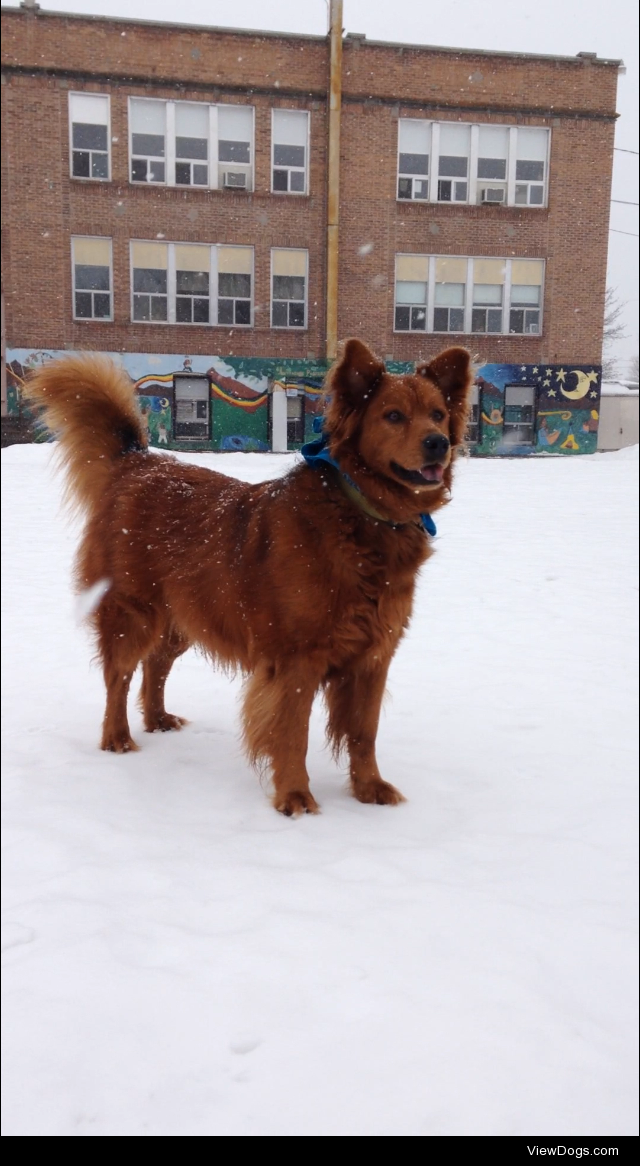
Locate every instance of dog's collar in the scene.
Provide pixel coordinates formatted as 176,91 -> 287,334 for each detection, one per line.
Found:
300,434 -> 437,537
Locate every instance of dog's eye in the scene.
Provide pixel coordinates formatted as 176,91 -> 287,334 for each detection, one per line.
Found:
432,409 -> 446,423
385,410 -> 405,424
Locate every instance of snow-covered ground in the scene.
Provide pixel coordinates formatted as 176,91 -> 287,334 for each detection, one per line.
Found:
2,444 -> 638,1137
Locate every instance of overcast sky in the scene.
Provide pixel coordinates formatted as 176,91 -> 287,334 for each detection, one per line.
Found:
5,0 -> 639,370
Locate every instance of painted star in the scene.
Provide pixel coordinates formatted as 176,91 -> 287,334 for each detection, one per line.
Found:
547,388 -> 557,397
543,379 -> 551,387
520,365 -> 527,372
556,369 -> 567,383
545,368 -> 553,376
586,370 -> 599,384
589,390 -> 598,398
532,366 -> 539,374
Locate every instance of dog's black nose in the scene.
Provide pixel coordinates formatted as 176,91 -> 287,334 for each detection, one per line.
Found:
422,433 -> 450,461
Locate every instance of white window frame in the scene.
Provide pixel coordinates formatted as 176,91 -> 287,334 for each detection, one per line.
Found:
128,98 -> 255,191
270,248 -> 309,330
393,255 -> 545,336
393,255 -> 429,332
71,236 -> 113,322
396,119 -> 550,209
68,92 -> 111,182
129,242 -> 254,327
397,119 -> 430,202
271,109 -> 310,196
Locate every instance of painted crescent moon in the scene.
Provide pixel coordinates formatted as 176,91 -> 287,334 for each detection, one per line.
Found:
561,371 -> 592,400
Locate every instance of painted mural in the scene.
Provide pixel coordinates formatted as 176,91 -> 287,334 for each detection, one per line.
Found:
4,349 -> 600,456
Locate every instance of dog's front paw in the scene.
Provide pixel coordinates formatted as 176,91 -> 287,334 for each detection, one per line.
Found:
100,731 -> 140,754
351,779 -> 406,806
273,790 -> 320,817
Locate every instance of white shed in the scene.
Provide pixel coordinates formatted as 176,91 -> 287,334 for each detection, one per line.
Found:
597,383 -> 639,451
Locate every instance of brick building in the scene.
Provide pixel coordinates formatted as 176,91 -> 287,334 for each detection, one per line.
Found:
1,4 -> 621,454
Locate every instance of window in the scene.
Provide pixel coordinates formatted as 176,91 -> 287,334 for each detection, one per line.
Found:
437,124 -> 470,202
471,259 -> 506,333
504,385 -> 536,445
515,129 -> 548,206
175,245 -> 210,324
72,237 -> 112,320
130,242 -> 254,326
286,392 -> 306,445
394,119 -> 549,207
69,93 -> 110,180
433,257 -> 467,332
476,126 -> 509,204
509,260 -> 544,334
131,241 -> 168,321
272,110 -> 309,194
217,247 -> 253,326
218,105 -> 253,190
174,376 -> 210,440
397,120 -> 430,200
130,99 -> 166,184
271,249 -> 307,328
394,255 -> 544,335
395,255 -> 428,331
467,384 -> 480,444
175,103 -> 209,187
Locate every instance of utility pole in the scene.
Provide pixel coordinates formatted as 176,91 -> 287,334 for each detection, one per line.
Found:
326,0 -> 343,362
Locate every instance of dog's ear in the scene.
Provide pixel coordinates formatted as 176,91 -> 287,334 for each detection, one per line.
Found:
417,348 -> 472,446
331,339 -> 386,406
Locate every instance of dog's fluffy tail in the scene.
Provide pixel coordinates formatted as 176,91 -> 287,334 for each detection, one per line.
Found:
23,354 -> 148,516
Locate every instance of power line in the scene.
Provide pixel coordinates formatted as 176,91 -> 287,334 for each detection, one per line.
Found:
610,228 -> 639,236
614,147 -> 639,155
611,198 -> 639,206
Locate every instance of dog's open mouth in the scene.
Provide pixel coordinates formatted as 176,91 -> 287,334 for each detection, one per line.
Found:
390,460 -> 445,487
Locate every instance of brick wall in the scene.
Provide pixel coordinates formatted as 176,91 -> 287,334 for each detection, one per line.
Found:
1,9 -> 619,366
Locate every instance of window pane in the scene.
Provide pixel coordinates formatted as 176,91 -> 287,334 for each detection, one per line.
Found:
273,109 -> 308,146
70,93 -> 108,126
510,285 -> 540,305
516,160 -> 544,181
398,177 -> 412,199
175,162 -> 191,185
193,165 -> 208,185
410,306 -> 427,330
439,155 -> 468,177
176,298 -> 192,323
439,123 -> 470,154
414,180 -> 429,199
516,128 -> 548,161
74,291 -> 92,318
218,105 -> 253,142
130,99 -> 165,135
289,302 -> 305,327
133,268 -> 167,294
488,309 -> 503,332
175,102 -> 209,137
435,283 -> 465,307
514,185 -> 528,205
433,307 -> 449,331
94,293 -> 111,318
133,294 -> 150,321
529,185 -> 544,205
72,152 -> 91,178
509,309 -> 524,333
235,300 -> 251,325
176,136 -> 207,160
217,299 -> 233,324
471,309 -> 487,333
272,169 -> 288,191
477,158 -> 506,180
219,140 -> 251,163
273,275 -> 305,300
151,298 -> 168,322
75,264 -> 110,291
395,280 -> 427,305
91,153 -> 109,179
398,119 -> 430,153
473,284 -> 502,305
438,180 -> 452,201
454,182 -> 467,200
219,273 -> 251,298
73,123 -> 107,151
395,305 -> 411,330
450,308 -> 464,330
193,298 -> 209,323
131,158 -> 148,182
177,270 -> 209,295
272,301 -> 288,327
274,143 -> 305,167
290,171 -> 305,192
132,133 -> 165,157
399,152 -> 428,175
149,161 -> 165,183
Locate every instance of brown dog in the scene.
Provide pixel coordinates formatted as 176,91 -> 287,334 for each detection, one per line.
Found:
25,340 -> 471,815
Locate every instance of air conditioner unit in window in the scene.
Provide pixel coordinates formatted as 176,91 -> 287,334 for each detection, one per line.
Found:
527,323 -> 540,334
223,171 -> 247,189
480,187 -> 506,204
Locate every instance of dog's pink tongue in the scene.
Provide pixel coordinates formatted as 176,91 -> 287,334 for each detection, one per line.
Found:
420,464 -> 444,482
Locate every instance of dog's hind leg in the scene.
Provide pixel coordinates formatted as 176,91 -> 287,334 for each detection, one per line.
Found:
140,625 -> 190,733
95,595 -> 159,753
242,657 -> 324,816
324,655 -> 406,805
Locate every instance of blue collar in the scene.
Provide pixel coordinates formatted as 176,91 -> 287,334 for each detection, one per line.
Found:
300,434 -> 437,537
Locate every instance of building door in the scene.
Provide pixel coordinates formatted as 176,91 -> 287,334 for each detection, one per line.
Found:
286,391 -> 305,446
503,384 -> 536,446
173,375 -> 210,439
467,383 -> 480,445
